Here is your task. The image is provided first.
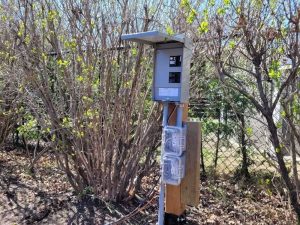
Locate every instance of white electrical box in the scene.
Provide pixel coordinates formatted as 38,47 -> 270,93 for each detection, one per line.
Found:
121,31 -> 191,187
121,31 -> 192,103
162,154 -> 185,185
162,126 -> 186,156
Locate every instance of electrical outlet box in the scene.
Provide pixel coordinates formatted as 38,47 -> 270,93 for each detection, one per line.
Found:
162,154 -> 186,185
121,31 -> 192,103
162,126 -> 186,156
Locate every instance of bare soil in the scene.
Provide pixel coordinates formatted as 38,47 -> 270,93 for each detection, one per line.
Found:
0,146 -> 297,225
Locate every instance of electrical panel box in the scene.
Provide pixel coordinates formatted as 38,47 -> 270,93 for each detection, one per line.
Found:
153,43 -> 191,102
162,126 -> 186,156
121,31 -> 192,103
162,154 -> 186,185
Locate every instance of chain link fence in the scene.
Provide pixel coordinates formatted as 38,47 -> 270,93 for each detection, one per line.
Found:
190,101 -> 285,179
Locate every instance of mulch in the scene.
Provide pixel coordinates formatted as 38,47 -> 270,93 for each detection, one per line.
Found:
0,147 -> 296,224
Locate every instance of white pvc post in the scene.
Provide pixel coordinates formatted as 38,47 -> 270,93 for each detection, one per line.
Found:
176,103 -> 184,127
158,102 -> 169,225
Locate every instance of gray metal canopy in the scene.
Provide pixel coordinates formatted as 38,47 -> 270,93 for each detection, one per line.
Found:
121,30 -> 188,46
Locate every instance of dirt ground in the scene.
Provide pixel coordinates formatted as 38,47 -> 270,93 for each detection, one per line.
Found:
0,146 -> 297,225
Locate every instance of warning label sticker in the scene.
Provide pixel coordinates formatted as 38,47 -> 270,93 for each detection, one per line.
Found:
158,88 -> 179,97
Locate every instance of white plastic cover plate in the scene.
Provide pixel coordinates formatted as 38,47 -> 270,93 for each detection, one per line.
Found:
162,126 -> 186,156
162,155 -> 185,185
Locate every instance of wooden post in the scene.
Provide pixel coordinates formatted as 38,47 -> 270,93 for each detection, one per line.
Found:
181,121 -> 201,206
165,103 -> 188,215
165,104 -> 201,217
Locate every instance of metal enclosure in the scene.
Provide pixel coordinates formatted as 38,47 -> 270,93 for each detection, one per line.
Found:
121,31 -> 192,103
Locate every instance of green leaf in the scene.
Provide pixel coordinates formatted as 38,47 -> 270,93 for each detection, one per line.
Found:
277,47 -> 284,54
57,59 -> 70,69
292,96 -> 300,114
217,7 -> 226,15
223,0 -> 230,6
198,21 -> 209,33
269,60 -> 281,80
131,47 -> 137,56
187,9 -> 197,24
65,39 -> 77,50
269,69 -> 280,79
270,0 -> 278,10
208,0 -> 215,7
246,127 -> 253,136
48,10 -> 58,21
229,40 -> 235,49
76,75 -> 84,82
166,25 -> 174,36
276,121 -> 282,128
62,117 -> 72,128
180,0 -> 190,9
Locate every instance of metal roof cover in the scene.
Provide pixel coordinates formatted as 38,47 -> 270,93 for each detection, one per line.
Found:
121,30 -> 186,45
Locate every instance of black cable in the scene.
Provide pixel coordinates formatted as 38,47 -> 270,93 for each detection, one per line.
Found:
167,104 -> 178,124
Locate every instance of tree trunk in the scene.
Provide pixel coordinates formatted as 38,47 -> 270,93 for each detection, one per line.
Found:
291,133 -> 300,202
266,116 -> 300,222
214,109 -> 221,171
237,112 -> 250,179
200,131 -> 206,180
